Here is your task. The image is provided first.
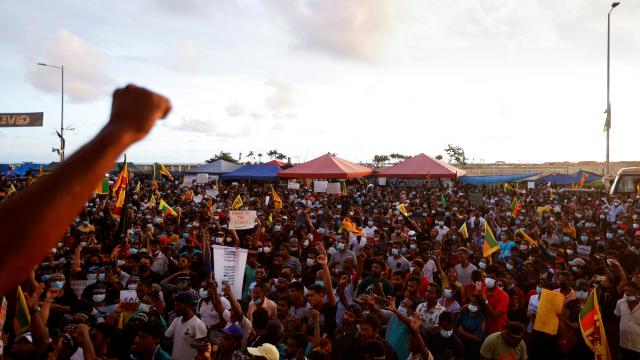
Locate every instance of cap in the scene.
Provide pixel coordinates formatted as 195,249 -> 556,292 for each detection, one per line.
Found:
344,303 -> 363,319
222,324 -> 245,340
247,343 -> 280,360
353,294 -> 370,304
568,258 -> 586,267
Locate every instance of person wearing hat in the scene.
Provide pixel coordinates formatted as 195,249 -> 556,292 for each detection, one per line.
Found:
209,324 -> 249,360
247,343 -> 280,360
165,291 -> 208,360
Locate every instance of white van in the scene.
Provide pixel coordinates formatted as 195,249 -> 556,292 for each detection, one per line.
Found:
610,167 -> 640,195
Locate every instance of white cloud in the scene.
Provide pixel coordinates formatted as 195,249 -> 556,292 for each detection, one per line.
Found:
267,0 -> 400,61
225,102 -> 245,117
26,29 -> 114,103
169,117 -> 252,138
265,74 -> 296,111
175,41 -> 201,73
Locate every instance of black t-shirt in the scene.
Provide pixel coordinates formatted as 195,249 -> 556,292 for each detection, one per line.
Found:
305,303 -> 337,340
428,334 -> 465,360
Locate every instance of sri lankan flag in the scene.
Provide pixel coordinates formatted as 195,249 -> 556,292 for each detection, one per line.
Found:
160,164 -> 173,181
113,161 -> 128,195
96,178 -> 109,195
148,195 -> 156,209
516,228 -> 538,247
577,172 -> 589,189
459,222 -> 469,239
14,286 -> 31,335
483,224 -> 500,258
151,179 -> 158,190
271,185 -> 282,209
339,217 -> 363,236
396,203 -> 409,217
511,198 -> 522,217
158,199 -> 177,219
231,194 -> 243,210
579,288 -> 611,360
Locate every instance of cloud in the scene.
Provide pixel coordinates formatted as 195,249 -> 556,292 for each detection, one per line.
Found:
26,29 -> 114,103
169,117 -> 252,138
225,102 -> 245,117
175,41 -> 201,72
267,0 -> 400,61
265,74 -> 296,111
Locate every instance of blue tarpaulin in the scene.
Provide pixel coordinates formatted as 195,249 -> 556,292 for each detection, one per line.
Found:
11,163 -> 41,176
0,164 -> 11,176
221,164 -> 282,181
535,170 -> 602,185
458,172 -> 541,186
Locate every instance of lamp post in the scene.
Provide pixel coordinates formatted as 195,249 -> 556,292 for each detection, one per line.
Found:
605,2 -> 620,176
37,62 -> 65,162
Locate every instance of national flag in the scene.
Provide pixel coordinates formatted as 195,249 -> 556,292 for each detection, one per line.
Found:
483,224 -> 500,258
579,288 -> 611,360
504,183 -> 511,192
516,228 -> 538,247
511,198 -> 522,217
113,185 -> 127,219
14,286 -> 30,335
231,195 -> 243,210
396,203 -> 409,217
183,190 -> 193,202
637,182 -> 640,195
576,172 -> 589,189
8,184 -> 17,195
340,217 -> 364,236
151,179 -> 158,190
39,163 -> 43,177
459,222 -> 469,239
304,178 -> 311,188
159,164 -> 173,181
134,181 -> 141,193
158,199 -> 177,219
148,195 -> 156,209
271,185 -> 283,209
268,213 -> 273,224
96,178 -> 109,195
440,195 -> 446,206
113,161 -> 129,195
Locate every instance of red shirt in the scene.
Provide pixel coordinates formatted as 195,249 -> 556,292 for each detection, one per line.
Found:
483,287 -> 510,334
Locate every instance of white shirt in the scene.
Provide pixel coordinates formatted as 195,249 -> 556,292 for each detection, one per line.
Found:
151,251 -> 169,275
434,226 -> 450,242
422,259 -> 437,283
363,225 -> 377,238
454,263 -> 477,286
197,297 -> 231,327
614,298 -> 640,352
165,315 -> 208,360
526,294 -> 540,333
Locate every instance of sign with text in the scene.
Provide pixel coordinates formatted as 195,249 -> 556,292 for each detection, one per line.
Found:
70,279 -> 96,299
378,177 -> 387,186
313,181 -> 328,193
0,112 -> 43,127
228,210 -> 257,230
119,290 -> 140,311
533,289 -> 565,335
327,182 -> 341,194
196,173 -> 209,184
213,245 -> 248,299
288,182 -> 300,190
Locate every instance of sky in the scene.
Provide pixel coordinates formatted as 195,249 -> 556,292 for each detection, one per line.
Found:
1,0 -> 640,165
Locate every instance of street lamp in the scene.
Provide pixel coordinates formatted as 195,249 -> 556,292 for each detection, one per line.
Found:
605,2 -> 620,176
37,62 -> 65,162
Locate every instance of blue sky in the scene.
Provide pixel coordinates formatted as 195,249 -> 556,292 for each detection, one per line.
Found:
1,0 -> 640,165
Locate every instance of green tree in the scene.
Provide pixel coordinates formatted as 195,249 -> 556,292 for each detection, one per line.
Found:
389,153 -> 410,162
206,151 -> 238,164
373,155 -> 390,167
444,145 -> 467,165
435,154 -> 443,160
267,149 -> 287,161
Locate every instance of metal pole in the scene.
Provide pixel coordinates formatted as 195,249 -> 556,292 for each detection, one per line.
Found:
606,11 -> 610,176
60,65 -> 65,162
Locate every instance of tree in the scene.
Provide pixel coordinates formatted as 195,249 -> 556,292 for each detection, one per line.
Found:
389,153 -> 410,162
435,154 -> 443,160
206,151 -> 238,164
267,149 -> 287,161
373,155 -> 390,167
444,144 -> 467,165
257,153 -> 263,163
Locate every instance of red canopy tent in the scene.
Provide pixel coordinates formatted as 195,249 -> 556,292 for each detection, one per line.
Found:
278,153 -> 373,179
376,153 -> 466,179
264,159 -> 286,167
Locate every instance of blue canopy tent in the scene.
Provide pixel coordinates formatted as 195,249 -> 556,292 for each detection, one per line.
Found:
572,170 -> 602,183
535,170 -> 602,185
458,173 -> 540,186
0,164 -> 11,176
221,164 -> 282,181
12,163 -> 41,176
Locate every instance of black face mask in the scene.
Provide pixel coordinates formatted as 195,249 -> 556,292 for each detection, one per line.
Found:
138,264 -> 149,273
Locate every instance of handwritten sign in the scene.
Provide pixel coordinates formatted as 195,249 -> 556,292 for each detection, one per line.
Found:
229,210 -> 257,230
527,181 -> 536,190
327,183 -> 341,195
288,182 -> 301,190
533,289 -> 565,335
577,245 -> 592,256
213,245 -> 248,299
313,181 -> 328,193
70,280 -> 96,299
120,290 -> 140,311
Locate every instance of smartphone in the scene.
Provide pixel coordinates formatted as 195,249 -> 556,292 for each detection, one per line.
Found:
51,281 -> 64,289
595,275 -> 606,282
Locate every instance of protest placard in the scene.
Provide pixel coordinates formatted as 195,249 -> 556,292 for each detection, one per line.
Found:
70,280 -> 96,299
577,245 -> 592,256
181,176 -> 195,188
314,181 -> 328,193
196,173 -> 209,184
378,177 -> 387,186
288,182 -> 300,190
193,195 -> 203,203
120,290 -> 140,311
533,289 -> 565,335
327,182 -> 341,194
213,245 -> 248,299
229,210 -> 257,230
528,181 -> 536,189
469,192 -> 484,206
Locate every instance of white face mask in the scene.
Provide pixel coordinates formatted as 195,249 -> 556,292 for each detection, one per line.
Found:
444,289 -> 453,299
93,294 -> 106,303
576,290 -> 588,300
485,277 -> 496,288
625,294 -> 637,302
478,262 -> 487,269
468,304 -> 479,313
306,258 -> 315,267
440,329 -> 453,338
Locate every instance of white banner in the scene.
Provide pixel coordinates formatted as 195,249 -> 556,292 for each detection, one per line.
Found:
193,195 -> 203,203
196,173 -> 209,184
213,245 -> 248,299
181,175 -> 196,188
314,180 -> 328,193
288,182 -> 301,190
378,177 -> 387,186
229,210 -> 257,230
527,181 -> 535,189
327,182 -> 341,194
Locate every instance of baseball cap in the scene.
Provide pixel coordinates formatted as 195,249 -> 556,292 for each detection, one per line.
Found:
247,343 -> 280,360
344,303 -> 363,319
568,258 -> 586,267
222,324 -> 244,340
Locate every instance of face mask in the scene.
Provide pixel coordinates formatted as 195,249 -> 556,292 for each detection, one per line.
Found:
440,329 -> 453,338
634,224 -> 640,229
571,266 -> 580,272
485,277 -> 496,288
274,225 -> 281,232
391,248 -> 399,256
398,216 -> 404,221
199,289 -> 209,299
409,266 -> 416,273
306,258 -> 315,267
87,273 -> 98,281
336,205 -> 342,209
314,280 -> 325,287
536,286 -> 542,295
478,262 -> 486,269
501,227 -> 508,231
129,248 -> 138,255
368,221 -> 374,226
576,290 -> 588,300
581,235 -> 588,242
438,221 -> 444,226
410,244 -> 417,250
93,294 -> 106,303
468,304 -> 479,313
599,215 -> 606,219
397,306 -> 407,316
117,260 -> 125,267
254,297 -> 263,305
625,295 -> 637,302
618,230 -> 625,235
215,237 -> 224,244
337,243 -> 345,251
264,247 -> 271,254
317,227 -> 325,234
506,263 -> 514,271
519,245 -> 528,251
225,237 -> 232,243
548,252 -> 556,258
401,248 -> 407,254
98,273 -> 105,281
606,233 -> 613,239
567,249 -> 574,255
128,284 -> 138,290
607,259 -> 614,266
444,289 -> 453,299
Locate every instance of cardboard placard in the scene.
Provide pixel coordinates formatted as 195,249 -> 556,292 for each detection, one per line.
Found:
527,181 -> 536,189
228,210 -> 257,230
213,245 -> 248,299
196,173 -> 209,184
577,245 -> 592,256
288,182 -> 301,190
119,290 -> 140,311
327,182 -> 341,195
378,177 -> 387,186
313,181 -> 328,193
533,289 -> 565,335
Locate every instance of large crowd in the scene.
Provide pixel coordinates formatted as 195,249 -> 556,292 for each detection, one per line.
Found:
0,174 -> 639,360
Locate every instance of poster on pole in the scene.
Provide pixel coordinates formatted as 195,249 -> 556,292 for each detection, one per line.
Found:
213,245 -> 248,299
229,210 -> 257,230
313,181 -> 328,193
327,182 -> 341,194
0,112 -> 43,127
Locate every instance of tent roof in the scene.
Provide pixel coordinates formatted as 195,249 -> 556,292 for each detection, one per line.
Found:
278,153 -> 373,179
221,164 -> 282,181
12,163 -> 41,176
186,160 -> 242,174
536,170 -> 603,185
459,172 -> 541,186
264,159 -> 286,167
376,153 -> 466,179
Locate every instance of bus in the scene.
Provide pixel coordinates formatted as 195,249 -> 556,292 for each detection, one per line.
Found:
610,167 -> 640,195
